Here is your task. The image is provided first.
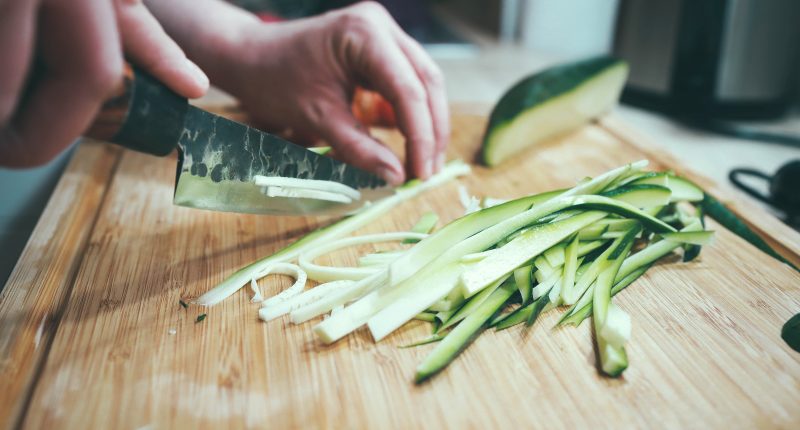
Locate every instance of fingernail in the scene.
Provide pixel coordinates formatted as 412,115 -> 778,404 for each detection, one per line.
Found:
185,58 -> 209,91
424,159 -> 434,178
379,167 -> 403,185
436,153 -> 446,171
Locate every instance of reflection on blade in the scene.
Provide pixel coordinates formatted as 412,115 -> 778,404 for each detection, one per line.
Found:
172,105 -> 389,215
174,172 -> 393,215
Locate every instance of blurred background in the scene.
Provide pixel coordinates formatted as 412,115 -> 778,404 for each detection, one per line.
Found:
2,0 -> 800,286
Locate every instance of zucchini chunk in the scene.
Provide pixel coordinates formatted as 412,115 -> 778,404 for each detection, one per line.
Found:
481,56 -> 628,166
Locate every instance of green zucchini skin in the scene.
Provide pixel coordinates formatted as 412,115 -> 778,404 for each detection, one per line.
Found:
700,193 -> 798,271
782,313 -> 800,353
481,56 -> 628,166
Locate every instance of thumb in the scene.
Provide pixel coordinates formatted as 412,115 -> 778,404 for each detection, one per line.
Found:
313,102 -> 405,185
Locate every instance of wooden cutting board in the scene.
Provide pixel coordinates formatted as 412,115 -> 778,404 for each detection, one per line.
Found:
2,107 -> 799,429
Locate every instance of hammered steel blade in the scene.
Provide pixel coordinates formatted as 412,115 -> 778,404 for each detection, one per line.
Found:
173,106 -> 391,215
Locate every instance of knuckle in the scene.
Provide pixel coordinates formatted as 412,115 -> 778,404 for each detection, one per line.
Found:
351,1 -> 390,18
336,1 -> 388,31
337,11 -> 371,32
422,66 -> 444,87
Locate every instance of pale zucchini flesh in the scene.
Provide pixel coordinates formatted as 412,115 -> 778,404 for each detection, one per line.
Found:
482,57 -> 629,166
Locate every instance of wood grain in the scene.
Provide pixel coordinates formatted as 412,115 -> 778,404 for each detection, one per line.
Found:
0,141 -> 121,430
4,110 -> 800,429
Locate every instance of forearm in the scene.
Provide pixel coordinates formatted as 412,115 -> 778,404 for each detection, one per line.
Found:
144,0 -> 260,92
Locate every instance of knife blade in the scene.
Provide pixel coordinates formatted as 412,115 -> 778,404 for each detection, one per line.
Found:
85,65 -> 392,215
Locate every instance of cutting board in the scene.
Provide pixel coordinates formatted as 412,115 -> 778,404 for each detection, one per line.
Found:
2,106 -> 799,429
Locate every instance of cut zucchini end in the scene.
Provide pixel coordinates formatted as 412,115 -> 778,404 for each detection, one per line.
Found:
414,368 -> 435,385
600,343 -> 629,377
481,57 -> 628,166
662,230 -> 715,246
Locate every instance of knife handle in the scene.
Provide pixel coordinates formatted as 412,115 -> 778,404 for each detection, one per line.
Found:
84,63 -> 188,156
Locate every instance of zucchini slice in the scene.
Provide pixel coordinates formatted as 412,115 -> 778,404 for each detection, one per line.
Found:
415,280 -> 517,383
481,56 -> 628,166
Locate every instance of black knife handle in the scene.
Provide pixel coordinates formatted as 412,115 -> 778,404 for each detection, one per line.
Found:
85,63 -> 188,156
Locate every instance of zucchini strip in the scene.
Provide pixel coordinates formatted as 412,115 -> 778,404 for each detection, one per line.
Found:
290,270 -> 387,324
559,265 -> 650,326
195,160 -> 470,306
461,211 -> 606,296
439,275 -> 509,331
514,265 -> 533,304
249,263 -> 307,305
253,175 -> 361,201
298,232 -> 426,282
415,280 -> 517,383
593,231 -> 636,377
560,236 -> 580,305
262,186 -> 353,204
259,280 -> 354,322
389,160 -> 648,286
402,212 -> 439,244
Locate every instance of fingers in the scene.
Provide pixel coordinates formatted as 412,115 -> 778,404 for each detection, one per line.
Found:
116,0 -> 208,99
392,32 -> 450,171
0,0 -> 38,125
336,4 -> 436,180
361,39 -> 436,180
1,0 -> 123,167
312,99 -> 405,185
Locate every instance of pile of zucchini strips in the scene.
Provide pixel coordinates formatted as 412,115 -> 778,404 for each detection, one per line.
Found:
197,160 -> 714,383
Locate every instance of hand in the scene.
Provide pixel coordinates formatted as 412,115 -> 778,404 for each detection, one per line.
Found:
217,2 -> 449,184
0,0 -> 209,168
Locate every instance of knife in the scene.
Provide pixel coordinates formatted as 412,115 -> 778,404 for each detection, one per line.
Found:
84,65 -> 392,216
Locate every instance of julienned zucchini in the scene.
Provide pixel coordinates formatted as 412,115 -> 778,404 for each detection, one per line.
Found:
211,160 -> 721,384
481,56 -> 628,166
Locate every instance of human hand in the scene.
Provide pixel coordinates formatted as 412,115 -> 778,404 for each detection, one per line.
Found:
0,0 -> 209,168
217,2 -> 449,185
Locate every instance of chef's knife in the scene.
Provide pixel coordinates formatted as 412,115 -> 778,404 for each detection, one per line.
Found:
84,65 -> 392,216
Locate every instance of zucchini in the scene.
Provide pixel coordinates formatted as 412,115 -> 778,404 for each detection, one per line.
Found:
402,212 -> 439,244
559,227 -> 640,323
527,289 -> 552,326
600,302 -> 631,347
390,161 -> 647,285
461,194 -> 676,297
415,280 -> 517,383
661,230 -> 715,246
461,211 -> 605,297
558,265 -> 651,327
481,56 -> 628,166
782,313 -> 800,353
560,221 -> 704,326
700,193 -> 798,271
514,265 -> 533,304
560,236 -> 581,305
197,160 -> 470,306
439,276 -> 508,331
631,173 -> 703,202
414,312 -> 437,323
593,227 -> 639,376
400,334 -> 445,348
601,184 -> 672,209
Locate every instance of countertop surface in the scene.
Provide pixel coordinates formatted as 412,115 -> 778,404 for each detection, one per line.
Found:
2,109 -> 799,429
